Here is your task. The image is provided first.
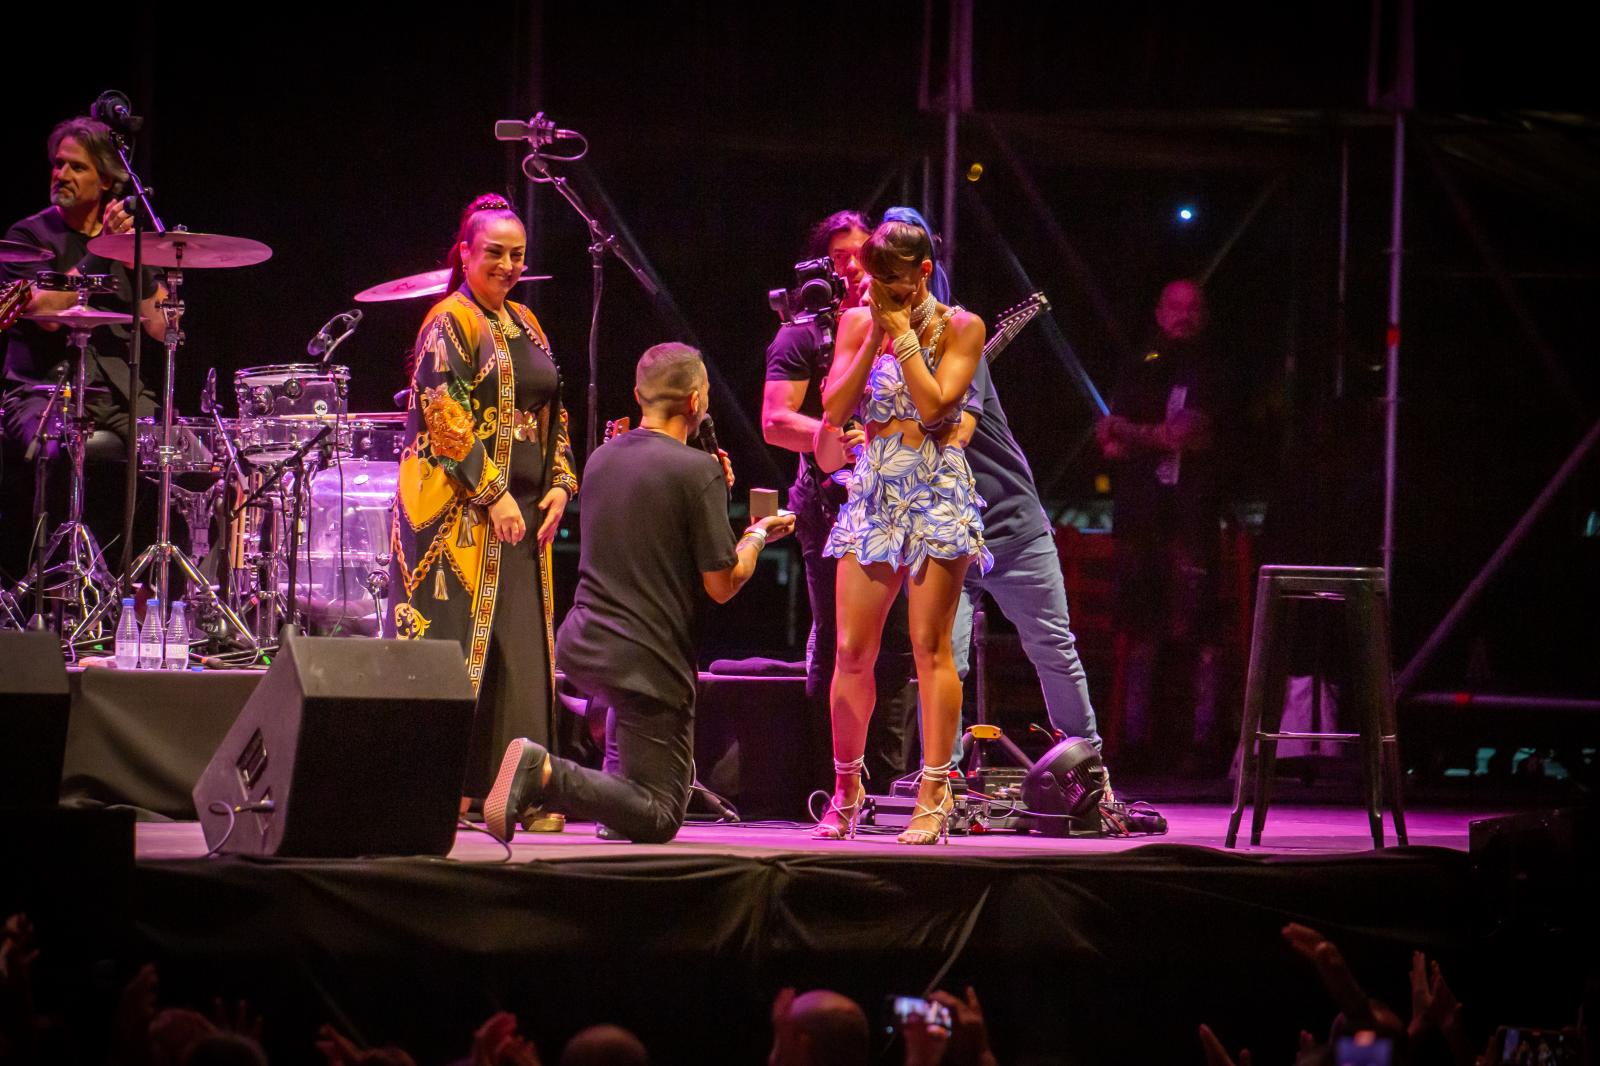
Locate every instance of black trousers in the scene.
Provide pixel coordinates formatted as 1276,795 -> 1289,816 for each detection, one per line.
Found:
543,685 -> 693,844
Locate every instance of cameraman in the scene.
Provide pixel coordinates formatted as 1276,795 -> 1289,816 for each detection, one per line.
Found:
761,210 -> 918,792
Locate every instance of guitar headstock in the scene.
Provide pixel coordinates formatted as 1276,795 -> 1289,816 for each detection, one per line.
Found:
603,416 -> 631,442
983,292 -> 1049,363
995,292 -> 1048,331
0,280 -> 31,331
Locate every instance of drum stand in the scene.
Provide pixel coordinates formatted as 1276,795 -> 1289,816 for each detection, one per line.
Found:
13,319 -> 120,641
73,264 -> 257,651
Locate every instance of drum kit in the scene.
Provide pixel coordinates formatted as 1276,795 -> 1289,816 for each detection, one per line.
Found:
1,232 -> 547,659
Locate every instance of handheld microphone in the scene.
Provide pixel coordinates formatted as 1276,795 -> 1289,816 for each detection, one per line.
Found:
90,90 -> 142,134
693,412 -> 721,456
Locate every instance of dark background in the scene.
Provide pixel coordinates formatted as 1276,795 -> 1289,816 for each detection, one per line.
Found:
4,2 -> 1597,696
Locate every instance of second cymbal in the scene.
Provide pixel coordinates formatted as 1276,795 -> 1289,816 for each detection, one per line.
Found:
354,267 -> 551,303
26,306 -> 136,327
0,238 -> 53,264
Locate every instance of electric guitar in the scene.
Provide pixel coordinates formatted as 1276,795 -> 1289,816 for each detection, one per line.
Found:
0,280 -> 30,331
982,292 -> 1049,363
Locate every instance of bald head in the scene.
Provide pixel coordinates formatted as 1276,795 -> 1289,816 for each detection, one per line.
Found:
1155,279 -> 1206,341
634,342 -> 707,415
561,1024 -> 648,1066
771,990 -> 869,1066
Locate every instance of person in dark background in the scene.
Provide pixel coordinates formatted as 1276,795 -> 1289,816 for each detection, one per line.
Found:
390,193 -> 578,816
1,116 -> 166,574
1096,278 -> 1229,774
761,209 -> 919,792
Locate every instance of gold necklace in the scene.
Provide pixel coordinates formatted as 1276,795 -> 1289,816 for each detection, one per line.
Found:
486,311 -> 523,340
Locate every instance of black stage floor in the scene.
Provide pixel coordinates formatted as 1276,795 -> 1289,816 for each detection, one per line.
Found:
98,805 -> 1567,1066
33,669 -> 1584,1064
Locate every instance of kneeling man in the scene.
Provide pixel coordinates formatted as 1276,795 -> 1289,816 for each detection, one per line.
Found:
486,342 -> 794,843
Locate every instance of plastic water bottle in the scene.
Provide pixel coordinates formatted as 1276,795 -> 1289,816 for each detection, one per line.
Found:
115,598 -> 141,670
163,601 -> 189,671
139,598 -> 164,670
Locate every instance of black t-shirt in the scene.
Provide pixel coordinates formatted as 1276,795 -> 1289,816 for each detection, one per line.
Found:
1108,334 -> 1224,543
555,428 -> 739,711
963,359 -> 1050,550
764,319 -> 832,488
2,207 -> 155,397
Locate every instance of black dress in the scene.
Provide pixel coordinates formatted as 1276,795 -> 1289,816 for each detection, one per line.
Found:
390,288 -> 578,798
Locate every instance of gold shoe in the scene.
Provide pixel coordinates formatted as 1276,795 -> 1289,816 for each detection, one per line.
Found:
812,757 -> 867,840
897,763 -> 955,846
522,810 -> 566,833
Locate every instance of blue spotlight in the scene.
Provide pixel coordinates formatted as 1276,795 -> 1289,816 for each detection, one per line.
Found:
1176,205 -> 1196,223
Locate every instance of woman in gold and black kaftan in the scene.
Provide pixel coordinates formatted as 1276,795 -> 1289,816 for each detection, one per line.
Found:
390,196 -> 578,800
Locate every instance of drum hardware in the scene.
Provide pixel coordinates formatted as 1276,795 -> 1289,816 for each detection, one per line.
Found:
7,295 -> 132,644
364,558 -> 392,616
229,421 -> 334,635
307,308 -> 363,364
75,228 -> 271,648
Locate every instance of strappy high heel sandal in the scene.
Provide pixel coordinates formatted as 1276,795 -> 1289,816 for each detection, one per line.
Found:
812,757 -> 867,840
897,761 -> 955,846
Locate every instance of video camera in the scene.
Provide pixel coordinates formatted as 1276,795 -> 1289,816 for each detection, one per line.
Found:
767,257 -> 845,326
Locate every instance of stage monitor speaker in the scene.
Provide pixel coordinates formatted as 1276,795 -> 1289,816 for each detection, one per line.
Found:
0,631 -> 70,808
192,636 -> 476,857
1021,736 -> 1105,838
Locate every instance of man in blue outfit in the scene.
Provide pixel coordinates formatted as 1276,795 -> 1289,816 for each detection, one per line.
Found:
951,357 -> 1106,766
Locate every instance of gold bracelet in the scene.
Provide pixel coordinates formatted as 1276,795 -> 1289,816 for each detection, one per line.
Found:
893,330 -> 921,365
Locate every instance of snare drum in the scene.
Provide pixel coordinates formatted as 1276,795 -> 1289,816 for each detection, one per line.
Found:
234,364 -> 350,462
235,363 -> 350,420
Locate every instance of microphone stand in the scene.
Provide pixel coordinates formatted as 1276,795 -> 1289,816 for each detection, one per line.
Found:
106,123 -> 165,582
201,372 -> 250,612
521,151 -> 658,458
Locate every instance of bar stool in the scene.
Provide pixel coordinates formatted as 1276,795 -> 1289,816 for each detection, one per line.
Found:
1225,566 -> 1408,849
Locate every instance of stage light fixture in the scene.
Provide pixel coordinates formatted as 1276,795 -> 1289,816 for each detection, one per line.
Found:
1177,206 -> 1196,223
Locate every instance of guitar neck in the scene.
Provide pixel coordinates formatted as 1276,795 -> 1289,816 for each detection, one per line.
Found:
982,316 -> 1028,361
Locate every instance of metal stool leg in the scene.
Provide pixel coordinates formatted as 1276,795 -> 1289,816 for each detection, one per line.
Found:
1342,581 -> 1386,848
1369,579 -> 1409,845
1227,570 -> 1276,847
1250,589 -> 1295,846
1222,573 -> 1273,845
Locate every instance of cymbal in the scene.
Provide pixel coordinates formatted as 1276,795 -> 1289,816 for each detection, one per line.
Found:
0,238 -> 52,264
353,268 -> 551,303
23,381 -> 113,400
86,230 -> 273,269
26,306 -> 136,327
